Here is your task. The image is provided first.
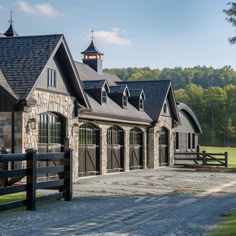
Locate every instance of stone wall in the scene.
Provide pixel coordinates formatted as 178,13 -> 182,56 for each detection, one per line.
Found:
22,89 -> 79,181
147,114 -> 175,168
0,112 -> 12,149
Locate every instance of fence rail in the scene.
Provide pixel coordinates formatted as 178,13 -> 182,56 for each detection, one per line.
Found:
0,149 -> 72,212
174,150 -> 228,167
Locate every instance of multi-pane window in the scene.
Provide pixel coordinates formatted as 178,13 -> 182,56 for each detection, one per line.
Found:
47,69 -> 56,87
79,124 -> 97,145
188,133 -> 191,149
192,133 -> 195,149
122,95 -> 128,108
139,98 -> 144,110
175,132 -> 179,150
130,128 -> 142,145
101,91 -> 107,103
38,113 -> 62,144
107,127 -> 122,145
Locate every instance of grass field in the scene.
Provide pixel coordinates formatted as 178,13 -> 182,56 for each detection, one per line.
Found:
0,193 -> 26,204
201,146 -> 236,167
208,212 -> 236,236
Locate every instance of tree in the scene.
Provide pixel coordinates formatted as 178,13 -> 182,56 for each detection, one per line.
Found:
223,2 -> 236,44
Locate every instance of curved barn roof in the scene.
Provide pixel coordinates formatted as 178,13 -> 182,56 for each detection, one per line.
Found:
177,102 -> 203,134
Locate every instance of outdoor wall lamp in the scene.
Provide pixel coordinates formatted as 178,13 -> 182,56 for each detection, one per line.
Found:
73,123 -> 79,134
29,118 -> 36,130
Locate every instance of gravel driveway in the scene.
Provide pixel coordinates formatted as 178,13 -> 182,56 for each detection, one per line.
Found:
1,167 -> 236,236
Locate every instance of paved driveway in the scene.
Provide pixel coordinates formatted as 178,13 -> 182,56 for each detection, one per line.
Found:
1,167 -> 236,236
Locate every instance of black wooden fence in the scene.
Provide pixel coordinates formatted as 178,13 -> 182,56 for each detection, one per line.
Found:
0,149 -> 72,212
174,150 -> 228,167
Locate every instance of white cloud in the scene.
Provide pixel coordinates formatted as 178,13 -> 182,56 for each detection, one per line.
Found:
93,28 -> 131,46
17,0 -> 59,16
0,5 -> 7,11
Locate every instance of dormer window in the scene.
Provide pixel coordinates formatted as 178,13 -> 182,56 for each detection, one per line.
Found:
122,95 -> 128,108
48,69 -> 56,88
102,91 -> 107,103
163,103 -> 167,113
139,98 -> 144,110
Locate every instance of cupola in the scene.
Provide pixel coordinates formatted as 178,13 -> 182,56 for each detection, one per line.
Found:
4,11 -> 18,37
81,30 -> 103,74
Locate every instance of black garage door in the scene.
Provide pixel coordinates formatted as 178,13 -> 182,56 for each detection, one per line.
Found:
129,128 -> 143,170
79,124 -> 100,177
159,127 -> 169,166
107,126 -> 124,173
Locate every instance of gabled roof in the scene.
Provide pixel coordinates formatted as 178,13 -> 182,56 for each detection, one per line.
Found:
74,61 -> 120,86
0,69 -> 17,99
0,34 -> 90,108
129,89 -> 146,100
81,40 -> 104,55
80,93 -> 152,125
110,85 -> 130,96
4,23 -> 18,37
0,34 -> 62,99
83,80 -> 109,92
117,80 -> 180,123
177,102 -> 203,134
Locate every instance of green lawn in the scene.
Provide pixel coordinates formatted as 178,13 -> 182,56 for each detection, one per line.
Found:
0,193 -> 26,204
208,212 -> 236,236
201,146 -> 236,167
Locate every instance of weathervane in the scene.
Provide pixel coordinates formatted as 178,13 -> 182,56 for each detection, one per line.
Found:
9,10 -> 14,24
91,29 -> 95,41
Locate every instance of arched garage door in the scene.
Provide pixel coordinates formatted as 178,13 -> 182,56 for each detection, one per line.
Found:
107,126 -> 124,173
159,127 -> 169,166
79,124 -> 100,177
129,128 -> 143,170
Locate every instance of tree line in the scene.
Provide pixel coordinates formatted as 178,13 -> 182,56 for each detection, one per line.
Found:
104,67 -> 236,146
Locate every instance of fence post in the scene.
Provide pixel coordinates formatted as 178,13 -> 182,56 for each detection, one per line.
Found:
202,151 -> 206,166
26,149 -> 37,210
64,149 -> 73,201
225,152 -> 228,168
197,145 -> 200,159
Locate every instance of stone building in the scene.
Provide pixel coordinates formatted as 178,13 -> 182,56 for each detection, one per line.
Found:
0,22 -> 202,181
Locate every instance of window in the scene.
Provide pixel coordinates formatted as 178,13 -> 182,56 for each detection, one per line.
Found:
188,133 -> 191,149
139,98 -> 144,110
130,128 -> 142,145
175,132 -> 179,150
107,127 -> 122,145
38,113 -> 62,144
47,69 -> 56,87
122,95 -> 128,108
101,91 -> 107,103
79,124 -> 97,145
192,133 -> 195,149
163,104 -> 167,113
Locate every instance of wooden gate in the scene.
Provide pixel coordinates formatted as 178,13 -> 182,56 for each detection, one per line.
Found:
159,127 -> 169,166
107,126 -> 124,173
129,128 -> 143,170
79,124 -> 100,176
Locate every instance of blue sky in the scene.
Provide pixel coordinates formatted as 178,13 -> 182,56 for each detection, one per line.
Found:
0,0 -> 235,69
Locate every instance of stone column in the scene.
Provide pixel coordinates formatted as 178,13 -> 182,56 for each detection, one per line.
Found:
100,126 -> 107,175
142,129 -> 147,169
123,128 -> 130,172
147,127 -> 155,168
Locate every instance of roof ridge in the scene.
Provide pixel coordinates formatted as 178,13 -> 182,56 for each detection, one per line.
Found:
0,34 -> 63,40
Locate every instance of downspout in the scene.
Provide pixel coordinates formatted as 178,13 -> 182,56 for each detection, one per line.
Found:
11,111 -> 15,153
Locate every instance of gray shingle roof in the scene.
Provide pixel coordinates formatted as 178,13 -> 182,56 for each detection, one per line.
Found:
110,85 -> 129,95
0,34 -> 63,99
81,93 -> 152,124
117,80 -> 172,121
129,89 -> 146,99
0,69 -> 17,99
74,61 -> 121,86
83,80 -> 107,90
